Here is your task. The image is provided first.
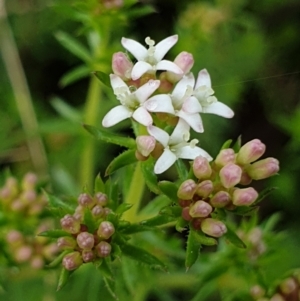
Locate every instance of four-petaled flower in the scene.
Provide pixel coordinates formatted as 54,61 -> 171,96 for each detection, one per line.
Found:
147,119 -> 212,174
102,74 -> 160,127
122,35 -> 183,80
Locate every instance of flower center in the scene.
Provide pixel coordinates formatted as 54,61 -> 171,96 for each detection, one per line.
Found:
194,86 -> 217,107
115,86 -> 139,110
145,37 -> 158,65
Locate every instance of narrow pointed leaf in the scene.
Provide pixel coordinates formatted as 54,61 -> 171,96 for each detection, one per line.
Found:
175,159 -> 189,180
253,186 -> 277,206
105,150 -> 137,176
118,223 -> 155,234
103,277 -> 118,300
93,71 -> 111,87
44,191 -> 75,217
83,124 -> 136,148
158,181 -> 178,201
106,178 -> 119,210
94,173 -> 106,193
83,207 -> 97,233
57,267 -> 73,291
59,65 -> 90,87
96,258 -> 114,279
220,139 -> 233,150
185,227 -> 202,270
51,97 -> 82,122
141,159 -> 160,194
47,250 -> 71,268
224,224 -> 246,248
139,214 -> 176,227
176,217 -> 188,233
232,135 -> 242,152
231,206 -> 259,216
115,203 -> 133,215
38,229 -> 72,238
194,230 -> 217,246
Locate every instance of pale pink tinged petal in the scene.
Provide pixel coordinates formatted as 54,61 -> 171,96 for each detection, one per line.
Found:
169,118 -> 190,145
176,146 -> 213,161
147,125 -> 169,147
182,96 -> 202,113
154,149 -> 177,174
195,69 -> 212,89
135,80 -> 160,103
102,105 -> 132,127
177,111 -> 204,133
145,95 -> 175,114
154,35 -> 178,61
121,37 -> 148,61
203,101 -> 234,118
110,74 -> 128,91
156,60 -> 183,75
172,73 -> 195,101
132,107 -> 153,126
131,61 -> 153,80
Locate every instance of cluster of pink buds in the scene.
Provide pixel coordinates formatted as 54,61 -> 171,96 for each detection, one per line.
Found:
178,139 -> 279,238
58,192 -> 115,271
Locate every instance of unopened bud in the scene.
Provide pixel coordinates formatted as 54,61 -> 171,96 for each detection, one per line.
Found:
6,230 -> 23,245
21,190 -> 37,204
189,200 -> 212,218
82,250 -> 95,263
215,148 -> 236,167
60,214 -> 81,234
62,251 -> 83,271
78,193 -> 95,208
22,172 -> 38,190
92,205 -> 104,217
57,236 -> 77,250
136,135 -> 156,157
219,163 -> 242,188
247,228 -> 263,246
95,241 -> 112,258
31,255 -> 44,269
232,187 -> 258,206
15,245 -> 33,262
210,191 -> 231,208
94,192 -> 108,206
76,232 -> 95,250
236,139 -> 266,165
195,180 -> 214,198
177,179 -> 197,200
97,221 -> 115,239
270,294 -> 285,301
239,171 -> 252,185
250,285 -> 265,299
280,277 -> 297,295
181,207 -> 193,221
201,218 -> 227,238
112,52 -> 133,79
193,156 -> 212,180
246,158 -> 279,180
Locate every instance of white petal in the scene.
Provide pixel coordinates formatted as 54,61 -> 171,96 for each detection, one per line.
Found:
135,80 -> 160,103
132,107 -> 153,126
182,96 -> 202,113
147,125 -> 169,147
177,111 -> 204,133
203,101 -> 234,118
154,35 -> 178,62
121,37 -> 147,61
131,61 -> 153,80
195,69 -> 211,89
156,60 -> 183,75
169,118 -> 190,145
102,105 -> 132,127
110,74 -> 129,92
145,95 -> 175,114
172,73 -> 195,102
154,149 -> 177,174
176,146 -> 213,161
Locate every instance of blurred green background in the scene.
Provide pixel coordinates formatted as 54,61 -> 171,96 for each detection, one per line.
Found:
0,0 -> 300,300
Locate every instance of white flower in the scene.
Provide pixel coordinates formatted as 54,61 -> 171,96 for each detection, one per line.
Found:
102,74 -> 160,127
144,73 -> 204,133
147,119 -> 212,174
193,69 -> 234,118
121,35 -> 183,80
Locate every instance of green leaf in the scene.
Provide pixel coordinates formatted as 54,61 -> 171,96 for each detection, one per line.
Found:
121,243 -> 167,270
51,97 -> 82,122
253,186 -> 277,206
115,203 -> 133,215
57,267 -> 73,291
185,227 -> 202,270
224,223 -> 246,248
232,135 -> 242,152
47,250 -> 71,268
220,139 -> 233,150
94,173 -> 106,193
175,159 -> 188,180
105,150 -> 137,176
96,258 -> 114,279
139,214 -> 176,227
175,217 -> 189,233
83,124 -> 136,148
141,158 -> 160,194
106,178 -> 119,210
38,230 -> 72,238
83,207 -> 97,233
103,277 -> 118,300
93,71 -> 111,87
59,65 -> 90,87
44,191 -> 75,217
126,4 -> 156,19
158,181 -> 178,202
231,206 -> 259,216
55,31 -> 92,63
118,222 -> 154,234
193,230 -> 217,246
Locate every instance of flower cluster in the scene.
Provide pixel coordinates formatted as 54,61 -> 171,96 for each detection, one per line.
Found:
177,139 -> 279,238
58,192 -> 116,271
102,35 -> 234,174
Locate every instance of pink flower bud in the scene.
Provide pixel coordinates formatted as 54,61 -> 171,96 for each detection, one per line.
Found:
280,277 -> 297,295
92,205 -> 104,217
22,172 -> 38,190
201,218 -> 227,237
189,200 -> 212,218
76,232 -> 95,250
246,158 -> 280,180
6,230 -> 23,245
60,214 -> 81,234
215,148 -> 236,167
30,255 -> 44,269
237,139 -> 266,165
57,236 -> 77,250
174,51 -> 194,74
112,52 -> 133,79
219,163 -> 242,188
181,207 -> 193,221
195,180 -> 214,198
239,171 -> 252,185
21,190 -> 37,204
136,136 -> 156,157
270,294 -> 285,301
193,156 -> 212,180
232,187 -> 258,206
103,0 -> 123,10
177,179 -> 197,200
250,285 -> 265,299
62,251 -> 83,271
97,221 -> 115,239
210,191 -> 231,208
94,192 -> 108,206
15,245 -> 33,262
95,241 -> 112,258
82,250 -> 95,263
78,193 -> 95,208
